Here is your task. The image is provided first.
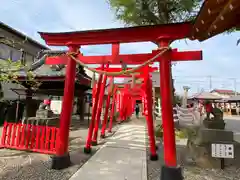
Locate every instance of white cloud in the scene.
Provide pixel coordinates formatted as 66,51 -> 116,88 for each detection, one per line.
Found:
1,0 -> 240,92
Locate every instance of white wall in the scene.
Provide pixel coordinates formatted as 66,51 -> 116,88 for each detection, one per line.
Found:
151,72 -> 160,87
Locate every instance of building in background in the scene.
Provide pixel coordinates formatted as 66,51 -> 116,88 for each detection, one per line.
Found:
210,89 -> 238,98
0,21 -> 92,123
0,21 -> 49,100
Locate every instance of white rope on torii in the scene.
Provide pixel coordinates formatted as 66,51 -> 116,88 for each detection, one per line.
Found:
67,47 -> 171,76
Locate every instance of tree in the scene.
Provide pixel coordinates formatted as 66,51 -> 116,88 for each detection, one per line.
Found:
0,38 -> 41,100
108,0 -> 202,105
173,93 -> 182,106
108,0 -> 202,26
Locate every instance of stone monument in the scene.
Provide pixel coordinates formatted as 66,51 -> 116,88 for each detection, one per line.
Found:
25,102 -> 59,127
186,107 -> 237,168
182,86 -> 190,108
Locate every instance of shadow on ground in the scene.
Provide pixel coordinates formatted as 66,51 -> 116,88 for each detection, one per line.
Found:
0,116 -> 115,180
0,148 -> 98,180
147,142 -> 240,180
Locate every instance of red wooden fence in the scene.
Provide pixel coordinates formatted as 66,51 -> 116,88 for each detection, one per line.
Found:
0,121 -> 59,154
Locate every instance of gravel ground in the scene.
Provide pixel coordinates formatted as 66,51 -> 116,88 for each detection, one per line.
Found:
147,140 -> 240,180
0,116 -> 118,180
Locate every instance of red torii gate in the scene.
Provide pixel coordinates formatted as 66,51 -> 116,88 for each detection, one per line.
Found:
92,66 -> 157,138
94,66 -> 158,77
85,65 -> 154,152
39,22 -> 202,179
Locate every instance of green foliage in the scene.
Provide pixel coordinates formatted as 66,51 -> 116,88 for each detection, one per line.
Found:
175,128 -> 188,139
0,59 -> 22,83
219,22 -> 240,44
0,38 -> 41,91
155,124 -> 188,139
173,94 -> 182,106
155,124 -> 162,137
108,0 -> 202,26
155,124 -> 163,137
108,0 -> 202,103
0,59 -> 41,90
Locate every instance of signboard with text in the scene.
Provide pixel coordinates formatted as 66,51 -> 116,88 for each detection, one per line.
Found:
211,143 -> 234,159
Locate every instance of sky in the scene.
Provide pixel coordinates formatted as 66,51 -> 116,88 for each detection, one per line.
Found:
1,0 -> 239,95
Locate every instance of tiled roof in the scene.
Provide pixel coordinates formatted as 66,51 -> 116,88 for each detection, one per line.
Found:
189,92 -> 222,100
211,89 -> 236,94
22,50 -> 91,79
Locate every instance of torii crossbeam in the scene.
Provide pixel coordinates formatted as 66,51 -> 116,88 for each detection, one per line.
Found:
39,22 -> 202,179
46,49 -> 202,65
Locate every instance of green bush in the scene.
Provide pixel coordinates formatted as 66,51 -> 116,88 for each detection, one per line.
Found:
154,124 -> 190,139
155,124 -> 163,138
175,129 -> 188,139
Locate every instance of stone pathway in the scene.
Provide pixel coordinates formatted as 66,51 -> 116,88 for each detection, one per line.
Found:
69,121 -> 148,180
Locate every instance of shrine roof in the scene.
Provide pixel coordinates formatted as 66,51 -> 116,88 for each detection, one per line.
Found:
17,51 -> 91,88
191,0 -> 240,41
188,92 -> 222,100
38,22 -> 193,46
210,89 -> 237,95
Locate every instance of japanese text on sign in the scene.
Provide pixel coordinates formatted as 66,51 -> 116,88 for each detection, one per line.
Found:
211,143 -> 234,159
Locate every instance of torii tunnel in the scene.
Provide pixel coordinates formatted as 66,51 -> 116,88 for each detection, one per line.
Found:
39,22 -> 202,179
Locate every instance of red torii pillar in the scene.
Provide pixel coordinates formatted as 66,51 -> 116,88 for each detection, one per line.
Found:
100,77 -> 114,138
46,46 -> 202,172
143,66 -> 158,160
158,39 -> 186,180
51,46 -> 78,169
84,64 -> 104,153
108,85 -> 117,133
91,64 -> 109,145
94,66 -> 158,123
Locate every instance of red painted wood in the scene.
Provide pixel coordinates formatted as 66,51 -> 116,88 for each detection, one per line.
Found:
92,64 -> 109,143
159,52 -> 177,166
25,124 -> 31,148
144,68 -> 157,157
16,124 -> 21,147
41,126 -> 46,150
56,46 -> 77,156
11,123 -> 17,146
94,67 -> 158,72
108,87 -> 117,133
45,50 -> 202,65
45,127 -> 51,150
20,124 -> 26,148
85,64 -> 104,150
30,125 -> 36,149
7,123 -> 13,146
39,22 -> 192,46
1,122 -> 7,147
101,77 -> 114,137
0,122 -> 59,154
35,126 -> 41,149
50,127 -> 56,151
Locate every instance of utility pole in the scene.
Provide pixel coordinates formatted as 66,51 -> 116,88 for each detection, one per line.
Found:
234,79 -> 237,95
232,78 -> 237,95
208,75 -> 212,91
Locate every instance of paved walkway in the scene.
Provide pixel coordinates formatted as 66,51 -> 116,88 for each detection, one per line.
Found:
69,120 -> 148,180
